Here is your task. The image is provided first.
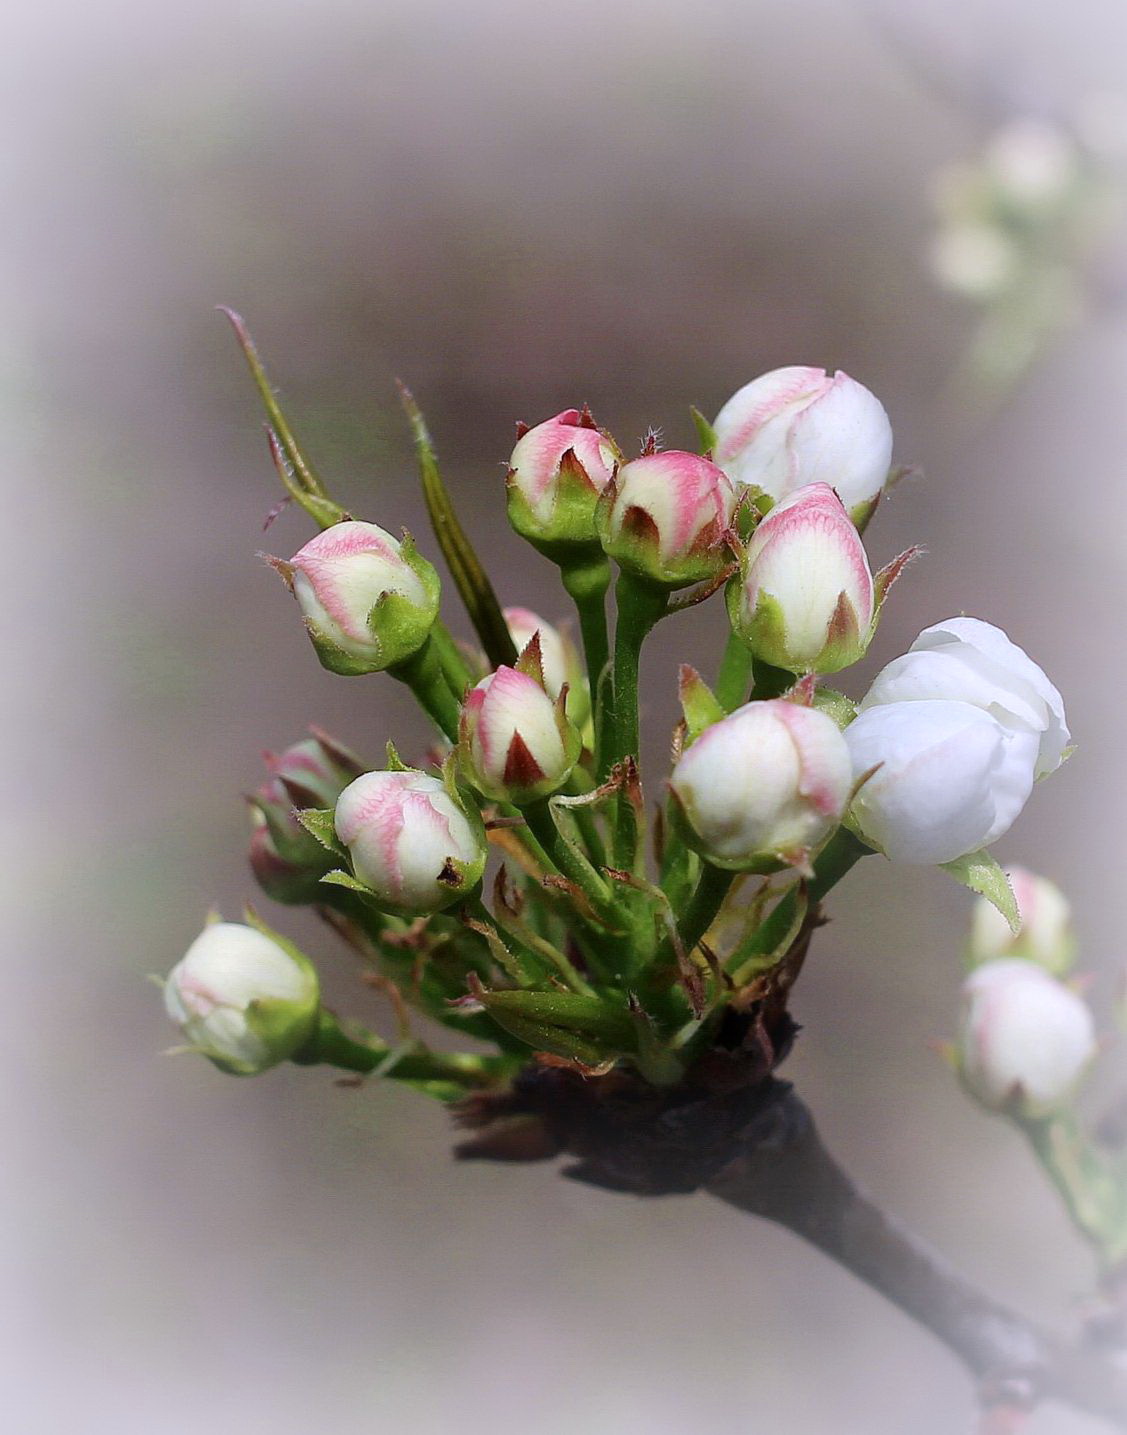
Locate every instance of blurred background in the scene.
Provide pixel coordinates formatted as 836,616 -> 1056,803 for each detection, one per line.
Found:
7,0 -> 1127,1430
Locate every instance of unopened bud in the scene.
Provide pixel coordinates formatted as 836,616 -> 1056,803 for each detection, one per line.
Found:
163,919 -> 320,1075
596,450 -> 736,588
711,366 -> 893,524
334,768 -> 487,915
506,409 -> 619,557
727,483 -> 875,674
861,616 -> 1069,780
958,958 -> 1095,1116
282,521 -> 440,675
967,866 -> 1076,976
669,699 -> 852,871
459,663 -> 581,804
504,606 -> 590,732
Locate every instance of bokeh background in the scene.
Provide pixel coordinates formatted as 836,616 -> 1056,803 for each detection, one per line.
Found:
8,1 -> 1127,1430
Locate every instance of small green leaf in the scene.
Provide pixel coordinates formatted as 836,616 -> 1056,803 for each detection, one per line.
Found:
941,849 -> 1019,933
296,808 -> 347,858
397,381 -> 517,670
690,406 -> 718,456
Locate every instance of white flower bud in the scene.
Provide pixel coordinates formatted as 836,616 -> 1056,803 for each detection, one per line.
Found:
164,921 -> 320,1075
506,409 -> 619,556
861,616 -> 1068,780
727,483 -> 875,674
504,606 -> 590,731
459,664 -> 580,804
845,700 -> 1039,865
967,866 -> 1076,976
334,769 -> 487,916
596,450 -> 736,588
959,959 -> 1096,1115
929,222 -> 1019,298
711,366 -> 894,521
670,699 -> 852,870
286,520 -> 440,675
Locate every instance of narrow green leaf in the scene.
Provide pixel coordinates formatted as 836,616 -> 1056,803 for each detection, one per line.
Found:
397,381 -> 517,670
941,849 -> 1019,933
690,406 -> 718,456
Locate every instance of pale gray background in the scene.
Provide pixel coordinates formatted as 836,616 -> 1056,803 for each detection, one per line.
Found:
7,1 -> 1126,1430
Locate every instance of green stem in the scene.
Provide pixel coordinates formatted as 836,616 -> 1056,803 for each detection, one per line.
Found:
678,863 -> 736,956
607,572 -> 669,776
522,798 -> 614,919
750,657 -> 795,700
728,828 -> 870,972
388,635 -> 462,741
429,620 -> 472,701
293,1010 -> 506,1092
1021,1114 -> 1127,1272
560,555 -> 612,768
715,631 -> 755,712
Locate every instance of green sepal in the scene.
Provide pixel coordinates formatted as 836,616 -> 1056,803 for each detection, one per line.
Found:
678,664 -> 725,744
941,849 -> 1020,933
399,381 -> 517,670
811,686 -> 858,730
253,797 -> 329,870
690,406 -> 718,456
479,989 -> 637,1047
385,741 -> 409,773
478,1008 -> 610,1067
296,808 -> 348,861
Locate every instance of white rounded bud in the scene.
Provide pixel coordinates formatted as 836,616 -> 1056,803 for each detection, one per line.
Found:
959,959 -> 1096,1115
287,521 -> 440,675
727,483 -> 875,674
506,409 -> 618,554
334,769 -> 487,916
712,366 -> 893,520
861,616 -> 1068,780
459,665 -> 580,804
967,866 -> 1075,976
845,700 -> 1039,865
504,606 -> 590,731
670,699 -> 852,870
164,921 -> 320,1075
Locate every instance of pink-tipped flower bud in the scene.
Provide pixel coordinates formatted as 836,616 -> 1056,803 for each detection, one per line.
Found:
860,616 -> 1069,780
459,663 -> 581,805
334,769 -> 487,916
281,520 -> 441,675
967,866 -> 1076,976
727,483 -> 875,674
248,733 -> 366,903
670,699 -> 852,871
596,450 -> 736,588
506,409 -> 620,558
504,606 -> 590,732
711,366 -> 894,525
163,919 -> 320,1076
958,959 -> 1096,1116
845,700 -> 1039,865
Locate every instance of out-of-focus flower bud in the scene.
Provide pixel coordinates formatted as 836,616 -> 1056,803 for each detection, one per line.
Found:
711,366 -> 894,524
163,920 -> 320,1076
958,958 -> 1095,1116
334,769 -> 487,915
249,733 -> 366,873
459,662 -> 581,805
595,450 -> 736,588
727,483 -> 875,675
861,616 -> 1068,780
669,699 -> 852,871
278,521 -> 441,675
966,866 -> 1076,976
506,409 -> 619,558
504,606 -> 590,732
986,118 -> 1076,210
929,222 -> 1019,298
845,700 -> 1039,865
